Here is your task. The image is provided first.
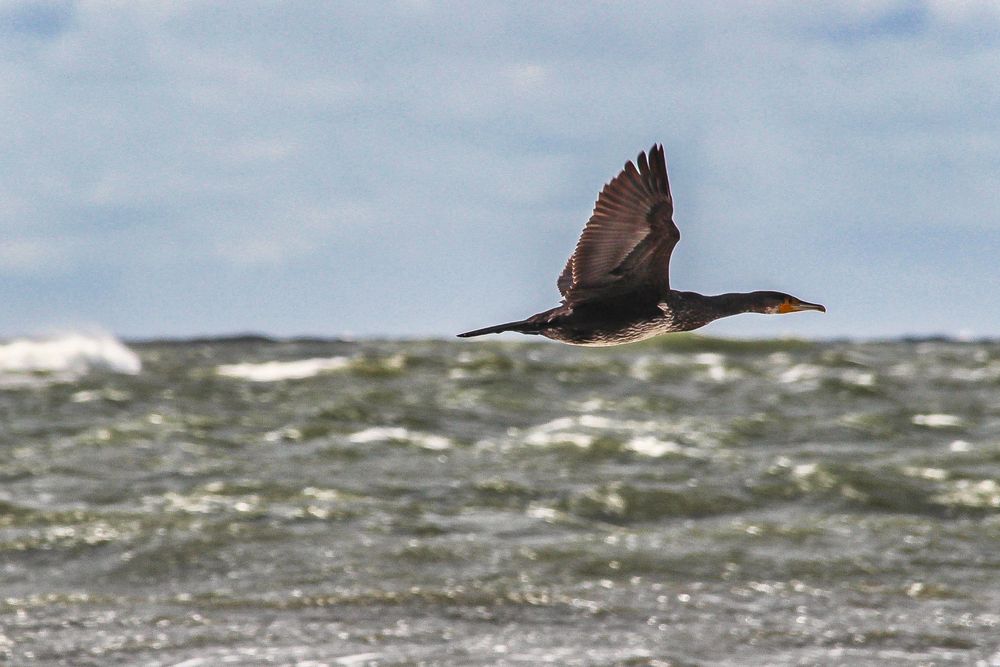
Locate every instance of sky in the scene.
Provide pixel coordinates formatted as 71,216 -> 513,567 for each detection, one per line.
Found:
1,1 -> 998,340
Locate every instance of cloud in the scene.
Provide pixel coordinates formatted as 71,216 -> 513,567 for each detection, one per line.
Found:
210,202 -> 373,266
0,238 -> 69,274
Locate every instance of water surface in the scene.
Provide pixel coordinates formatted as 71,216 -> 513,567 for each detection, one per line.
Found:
2,334 -> 999,665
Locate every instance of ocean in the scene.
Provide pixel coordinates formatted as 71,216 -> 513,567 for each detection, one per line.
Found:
1,333 -> 999,666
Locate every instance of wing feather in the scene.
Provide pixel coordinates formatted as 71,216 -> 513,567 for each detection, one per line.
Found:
558,144 -> 678,302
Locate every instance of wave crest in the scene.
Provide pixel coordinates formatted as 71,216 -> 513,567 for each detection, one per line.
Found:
216,357 -> 350,382
0,333 -> 141,381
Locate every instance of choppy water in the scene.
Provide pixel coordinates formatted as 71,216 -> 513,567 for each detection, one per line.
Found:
2,333 -> 1000,666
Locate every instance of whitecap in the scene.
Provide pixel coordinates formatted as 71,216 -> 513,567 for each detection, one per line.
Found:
528,416 -> 578,433
578,414 -> 615,429
70,388 -> 130,403
933,479 -> 1000,509
517,414 -> 721,455
911,413 -> 962,428
694,352 -> 725,366
573,398 -> 606,412
524,430 -> 594,448
901,466 -> 949,481
216,356 -> 350,382
0,333 -> 140,381
528,415 -> 616,433
521,415 -> 609,448
841,369 -> 875,387
526,505 -> 562,521
951,363 -> 1000,383
949,440 -> 972,452
348,426 -> 452,450
336,654 -> 384,667
625,436 -> 683,458
779,363 -> 822,385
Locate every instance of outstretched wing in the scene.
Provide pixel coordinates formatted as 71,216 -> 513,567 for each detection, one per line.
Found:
558,144 -> 678,304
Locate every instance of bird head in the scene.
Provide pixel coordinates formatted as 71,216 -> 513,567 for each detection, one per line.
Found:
754,291 -> 826,315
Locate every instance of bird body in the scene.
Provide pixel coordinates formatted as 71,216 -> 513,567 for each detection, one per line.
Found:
458,145 -> 824,345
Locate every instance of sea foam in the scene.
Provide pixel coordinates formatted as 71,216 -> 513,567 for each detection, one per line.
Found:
216,357 -> 350,382
348,426 -> 452,450
0,333 -> 141,380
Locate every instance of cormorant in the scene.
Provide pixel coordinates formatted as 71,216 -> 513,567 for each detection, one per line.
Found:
458,145 -> 824,346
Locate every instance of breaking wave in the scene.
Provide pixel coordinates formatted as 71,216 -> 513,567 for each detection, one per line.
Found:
216,356 -> 351,382
0,333 -> 141,383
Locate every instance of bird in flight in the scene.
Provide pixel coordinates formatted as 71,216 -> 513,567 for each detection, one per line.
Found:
458,145 -> 824,346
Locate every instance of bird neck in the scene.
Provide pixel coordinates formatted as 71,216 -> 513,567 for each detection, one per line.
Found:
664,291 -> 769,331
700,292 -> 770,318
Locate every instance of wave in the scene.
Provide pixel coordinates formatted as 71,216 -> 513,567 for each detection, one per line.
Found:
348,426 -> 452,450
632,332 -> 818,353
518,415 -> 713,459
0,333 -> 141,383
216,356 -> 351,382
215,352 -> 408,382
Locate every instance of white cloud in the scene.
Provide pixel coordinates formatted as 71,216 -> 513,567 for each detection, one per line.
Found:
506,63 -> 546,93
0,238 -> 69,274
211,202 -> 374,266
926,0 -> 1000,24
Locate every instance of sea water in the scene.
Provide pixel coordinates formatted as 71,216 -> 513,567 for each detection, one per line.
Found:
1,334 -> 999,665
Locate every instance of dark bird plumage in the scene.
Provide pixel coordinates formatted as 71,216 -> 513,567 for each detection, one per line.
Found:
458,145 -> 824,346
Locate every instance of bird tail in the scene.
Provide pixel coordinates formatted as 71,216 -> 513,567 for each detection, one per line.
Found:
456,319 -> 539,338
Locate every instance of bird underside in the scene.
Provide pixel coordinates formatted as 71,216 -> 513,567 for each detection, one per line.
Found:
525,291 -> 710,346
539,316 -> 678,346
